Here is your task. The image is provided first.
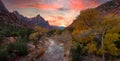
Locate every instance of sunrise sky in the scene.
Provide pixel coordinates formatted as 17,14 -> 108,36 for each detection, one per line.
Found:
2,0 -> 109,27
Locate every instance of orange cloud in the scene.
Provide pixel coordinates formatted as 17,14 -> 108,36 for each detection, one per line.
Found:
27,4 -> 61,10
51,16 -> 65,20
47,16 -> 65,26
48,20 -> 61,26
68,0 -> 100,11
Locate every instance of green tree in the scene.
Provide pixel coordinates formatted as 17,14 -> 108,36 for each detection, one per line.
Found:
0,49 -> 8,61
7,40 -> 28,56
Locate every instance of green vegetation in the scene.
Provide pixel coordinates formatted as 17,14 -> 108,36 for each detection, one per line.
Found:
0,49 -> 8,61
0,25 -> 32,37
7,40 -> 28,56
0,18 -> 33,60
71,39 -> 86,61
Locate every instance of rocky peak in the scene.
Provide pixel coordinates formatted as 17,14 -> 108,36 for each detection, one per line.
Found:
13,11 -> 20,15
36,14 -> 41,18
13,11 -> 51,28
31,14 -> 46,22
12,11 -> 26,19
30,15 -> 50,27
0,0 -> 9,13
35,14 -> 45,22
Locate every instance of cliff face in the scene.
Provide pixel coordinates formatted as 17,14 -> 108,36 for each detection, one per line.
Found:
0,0 -> 9,13
97,0 -> 120,15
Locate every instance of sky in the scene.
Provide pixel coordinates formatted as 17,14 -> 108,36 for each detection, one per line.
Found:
2,0 -> 109,27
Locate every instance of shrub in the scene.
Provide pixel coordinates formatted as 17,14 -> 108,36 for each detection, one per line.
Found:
7,41 -> 28,56
114,39 -> 120,49
0,49 -> 8,61
71,45 -> 85,61
71,38 -> 86,61
0,34 -> 3,43
0,25 -> 32,37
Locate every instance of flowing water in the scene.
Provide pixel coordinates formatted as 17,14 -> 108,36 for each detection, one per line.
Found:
41,38 -> 64,61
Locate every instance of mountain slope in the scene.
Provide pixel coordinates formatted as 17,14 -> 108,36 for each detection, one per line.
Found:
13,11 -> 52,28
0,0 -> 63,29
96,0 -> 120,15
13,11 -> 34,26
0,0 -> 8,13
0,0 -> 32,28
67,0 -> 120,29
30,15 -> 50,28
13,11 -> 30,23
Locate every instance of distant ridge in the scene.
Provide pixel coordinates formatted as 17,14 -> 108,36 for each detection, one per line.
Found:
13,11 -> 52,28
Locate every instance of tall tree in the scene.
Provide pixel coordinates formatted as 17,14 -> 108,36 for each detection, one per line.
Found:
72,8 -> 120,61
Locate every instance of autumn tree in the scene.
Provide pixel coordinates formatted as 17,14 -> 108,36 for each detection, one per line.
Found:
73,8 -> 100,34
72,8 -> 100,43
95,14 -> 120,61
71,8 -> 120,61
87,14 -> 120,61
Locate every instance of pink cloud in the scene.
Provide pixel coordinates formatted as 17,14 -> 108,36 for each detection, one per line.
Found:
2,0 -> 107,26
27,4 -> 61,10
69,0 -> 86,10
48,20 -> 62,26
68,0 -> 100,10
3,0 -> 101,10
51,15 -> 65,20
47,15 -> 66,26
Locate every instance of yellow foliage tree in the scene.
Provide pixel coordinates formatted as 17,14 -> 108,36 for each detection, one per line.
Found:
72,8 -> 100,43
87,43 -> 97,54
92,14 -> 120,61
72,8 -> 120,61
